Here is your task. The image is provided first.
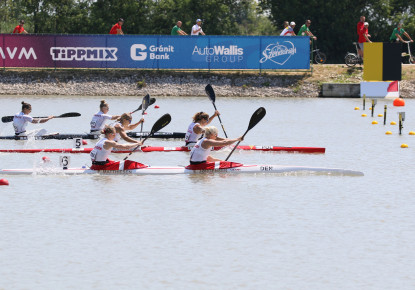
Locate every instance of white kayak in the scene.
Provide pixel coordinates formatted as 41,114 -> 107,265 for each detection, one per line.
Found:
0,162 -> 364,176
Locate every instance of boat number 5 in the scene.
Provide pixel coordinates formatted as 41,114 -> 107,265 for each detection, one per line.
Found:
60,156 -> 71,169
73,138 -> 82,149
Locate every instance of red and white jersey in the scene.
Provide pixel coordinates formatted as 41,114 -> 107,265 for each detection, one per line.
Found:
185,122 -> 203,144
190,138 -> 212,162
90,111 -> 112,131
13,112 -> 33,134
90,138 -> 112,162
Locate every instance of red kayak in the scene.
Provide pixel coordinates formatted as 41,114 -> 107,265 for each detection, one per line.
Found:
0,145 -> 325,154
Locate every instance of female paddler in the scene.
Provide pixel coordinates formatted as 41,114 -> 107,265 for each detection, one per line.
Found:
185,111 -> 220,146
13,101 -> 54,136
90,126 -> 146,170
114,113 -> 144,143
189,126 -> 243,165
90,100 -> 121,134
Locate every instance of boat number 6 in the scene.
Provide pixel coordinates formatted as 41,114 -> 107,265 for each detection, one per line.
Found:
60,156 -> 71,169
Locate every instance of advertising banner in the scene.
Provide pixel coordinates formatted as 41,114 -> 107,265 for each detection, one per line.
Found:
1,34 -> 310,70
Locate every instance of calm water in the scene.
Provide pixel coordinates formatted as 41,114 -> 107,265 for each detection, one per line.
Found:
0,95 -> 414,289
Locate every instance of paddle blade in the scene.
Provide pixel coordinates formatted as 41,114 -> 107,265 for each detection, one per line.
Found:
57,112 -> 81,118
205,84 -> 215,102
141,94 -> 150,113
1,116 -> 14,123
149,97 -> 156,106
247,107 -> 266,132
150,113 -> 171,134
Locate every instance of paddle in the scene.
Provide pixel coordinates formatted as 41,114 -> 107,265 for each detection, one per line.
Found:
138,94 -> 151,141
131,96 -> 156,114
225,107 -> 266,161
205,84 -> 228,138
1,112 -> 81,123
124,113 -> 172,161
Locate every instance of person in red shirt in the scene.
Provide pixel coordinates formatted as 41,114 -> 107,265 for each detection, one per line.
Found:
13,20 -> 28,34
358,22 -> 372,57
109,18 -> 124,35
357,16 -> 365,57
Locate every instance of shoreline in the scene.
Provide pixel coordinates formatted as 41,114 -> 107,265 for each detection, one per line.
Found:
0,65 -> 414,98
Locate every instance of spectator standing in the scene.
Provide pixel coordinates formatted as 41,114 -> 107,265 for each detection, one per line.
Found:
109,18 -> 124,35
297,20 -> 317,40
358,22 -> 371,57
171,21 -> 187,35
280,22 -> 296,36
191,19 -> 205,35
390,23 -> 413,43
13,20 -> 28,34
357,16 -> 366,57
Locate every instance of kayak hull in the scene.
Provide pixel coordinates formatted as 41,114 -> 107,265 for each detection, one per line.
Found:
0,145 -> 325,154
0,131 -> 185,140
0,164 -> 363,176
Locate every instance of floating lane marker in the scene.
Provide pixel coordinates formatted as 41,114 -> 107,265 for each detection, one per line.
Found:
401,144 -> 409,148
409,131 -> 415,135
362,114 -> 367,117
385,131 -> 392,135
354,107 -> 360,110
391,121 -> 397,125
372,120 -> 378,124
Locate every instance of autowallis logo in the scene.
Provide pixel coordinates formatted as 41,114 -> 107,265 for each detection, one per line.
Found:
259,41 -> 297,65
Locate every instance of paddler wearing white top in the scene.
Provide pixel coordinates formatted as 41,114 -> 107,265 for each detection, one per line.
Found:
90,100 -> 121,133
114,113 -> 144,143
191,19 -> 205,35
13,101 -> 54,136
185,111 -> 220,146
190,126 -> 243,164
90,126 -> 145,170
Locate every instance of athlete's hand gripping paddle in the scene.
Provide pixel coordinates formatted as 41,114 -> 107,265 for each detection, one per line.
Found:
123,113 -> 172,161
225,107 -> 266,161
205,84 -> 228,138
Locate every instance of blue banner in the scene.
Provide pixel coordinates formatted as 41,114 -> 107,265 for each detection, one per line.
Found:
1,34 -> 310,70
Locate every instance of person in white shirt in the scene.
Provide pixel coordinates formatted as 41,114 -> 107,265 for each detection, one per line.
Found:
280,21 -> 296,36
185,111 -> 220,146
90,100 -> 120,133
13,101 -> 54,135
191,19 -> 205,35
189,126 -> 243,164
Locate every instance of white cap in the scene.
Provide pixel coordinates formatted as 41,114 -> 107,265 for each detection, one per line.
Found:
196,19 -> 202,23
364,22 -> 369,26
290,21 -> 296,25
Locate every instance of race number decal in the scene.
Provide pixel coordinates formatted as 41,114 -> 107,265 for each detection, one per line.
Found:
60,156 -> 71,169
73,138 -> 82,149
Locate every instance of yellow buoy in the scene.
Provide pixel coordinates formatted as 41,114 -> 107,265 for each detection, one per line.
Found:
362,114 -> 367,117
390,121 -> 397,125
354,107 -> 360,110
378,114 -> 383,117
369,107 -> 372,110
372,120 -> 378,124
401,144 -> 409,148
409,131 -> 415,135
385,131 -> 392,135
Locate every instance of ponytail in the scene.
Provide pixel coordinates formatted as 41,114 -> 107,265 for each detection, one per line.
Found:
21,101 -> 31,111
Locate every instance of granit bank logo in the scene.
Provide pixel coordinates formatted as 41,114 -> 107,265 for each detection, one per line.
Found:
192,45 -> 244,63
259,41 -> 296,65
130,44 -> 174,61
50,47 -> 118,61
0,47 -> 37,60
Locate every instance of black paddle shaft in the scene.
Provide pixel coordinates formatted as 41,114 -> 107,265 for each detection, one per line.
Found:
124,113 -> 172,161
205,84 -> 228,138
225,107 -> 266,161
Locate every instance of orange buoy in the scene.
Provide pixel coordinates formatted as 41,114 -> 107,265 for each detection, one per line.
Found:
0,179 -> 9,186
155,105 -> 160,109
372,120 -> 378,124
401,143 -> 409,148
393,98 -> 405,107
82,140 -> 88,145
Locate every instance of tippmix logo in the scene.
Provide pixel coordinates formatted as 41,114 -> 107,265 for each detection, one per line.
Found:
50,47 -> 118,61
